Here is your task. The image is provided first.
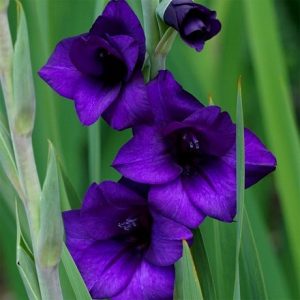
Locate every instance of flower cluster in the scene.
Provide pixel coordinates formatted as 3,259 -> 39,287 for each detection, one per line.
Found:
39,0 -> 276,299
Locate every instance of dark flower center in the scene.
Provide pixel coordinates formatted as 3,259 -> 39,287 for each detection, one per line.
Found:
117,211 -> 152,254
96,48 -> 127,84
168,129 -> 215,176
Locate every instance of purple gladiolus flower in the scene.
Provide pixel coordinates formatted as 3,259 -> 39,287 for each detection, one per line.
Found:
113,71 -> 277,228
63,180 -> 192,299
161,0 -> 221,51
39,0 -> 149,130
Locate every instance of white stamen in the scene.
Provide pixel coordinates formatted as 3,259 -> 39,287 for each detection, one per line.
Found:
118,218 -> 138,231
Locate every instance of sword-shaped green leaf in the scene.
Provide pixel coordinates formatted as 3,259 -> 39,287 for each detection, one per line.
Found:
0,121 -> 23,197
191,229 -> 217,299
233,78 -> 245,300
16,201 -> 41,300
244,0 -> 300,289
175,241 -> 203,300
61,244 -> 92,300
240,209 -> 268,299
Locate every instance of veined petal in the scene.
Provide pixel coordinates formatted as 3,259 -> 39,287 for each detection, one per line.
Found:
183,159 -> 236,222
113,261 -> 174,300
145,212 -> 192,266
223,128 -> 277,188
113,125 -> 182,184
147,71 -> 203,123
149,178 -> 205,228
38,36 -> 83,99
63,210 -> 94,260
74,77 -> 121,126
103,72 -> 150,130
77,240 -> 139,298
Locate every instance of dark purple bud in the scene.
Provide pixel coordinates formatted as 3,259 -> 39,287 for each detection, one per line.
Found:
158,0 -> 221,51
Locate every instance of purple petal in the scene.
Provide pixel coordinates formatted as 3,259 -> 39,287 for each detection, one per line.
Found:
204,17 -> 222,40
183,18 -> 206,36
63,210 -> 94,260
63,210 -> 89,239
103,72 -> 150,130
183,159 -> 236,222
81,182 -> 146,240
93,0 -> 145,65
113,260 -> 174,300
74,77 -> 121,126
113,125 -> 182,184
38,37 -> 83,99
105,35 -> 139,80
147,71 -> 203,123
149,178 -> 205,228
77,240 -> 140,298
145,213 -> 192,266
182,106 -> 236,156
69,35 -> 117,77
223,128 -> 277,188
184,36 -> 204,52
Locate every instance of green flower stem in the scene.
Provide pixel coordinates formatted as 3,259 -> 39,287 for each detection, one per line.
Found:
152,27 -> 177,76
0,3 -> 63,300
141,0 -> 160,79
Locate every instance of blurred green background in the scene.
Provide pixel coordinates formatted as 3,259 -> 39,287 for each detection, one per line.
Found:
0,0 -> 299,299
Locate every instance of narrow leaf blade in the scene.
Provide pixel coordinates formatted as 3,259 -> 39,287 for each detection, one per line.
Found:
191,229 -> 217,299
240,209 -> 268,299
233,78 -> 245,300
61,244 -> 92,300
0,122 -> 22,197
16,201 -> 41,300
175,241 -> 204,300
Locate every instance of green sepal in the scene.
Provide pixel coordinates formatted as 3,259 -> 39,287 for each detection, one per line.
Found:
156,0 -> 172,20
37,142 -> 63,268
12,1 -> 35,135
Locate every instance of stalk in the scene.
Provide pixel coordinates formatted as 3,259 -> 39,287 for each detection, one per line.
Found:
0,2 -> 63,299
141,0 -> 160,79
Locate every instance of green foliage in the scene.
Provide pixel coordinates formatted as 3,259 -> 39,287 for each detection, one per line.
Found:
0,0 -> 299,299
240,209 -> 268,299
13,0 -> 35,135
0,121 -> 22,196
233,79 -> 245,300
61,245 -> 92,300
243,0 -> 300,291
37,142 -> 63,268
175,241 -> 204,300
16,202 -> 41,300
191,229 -> 217,299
